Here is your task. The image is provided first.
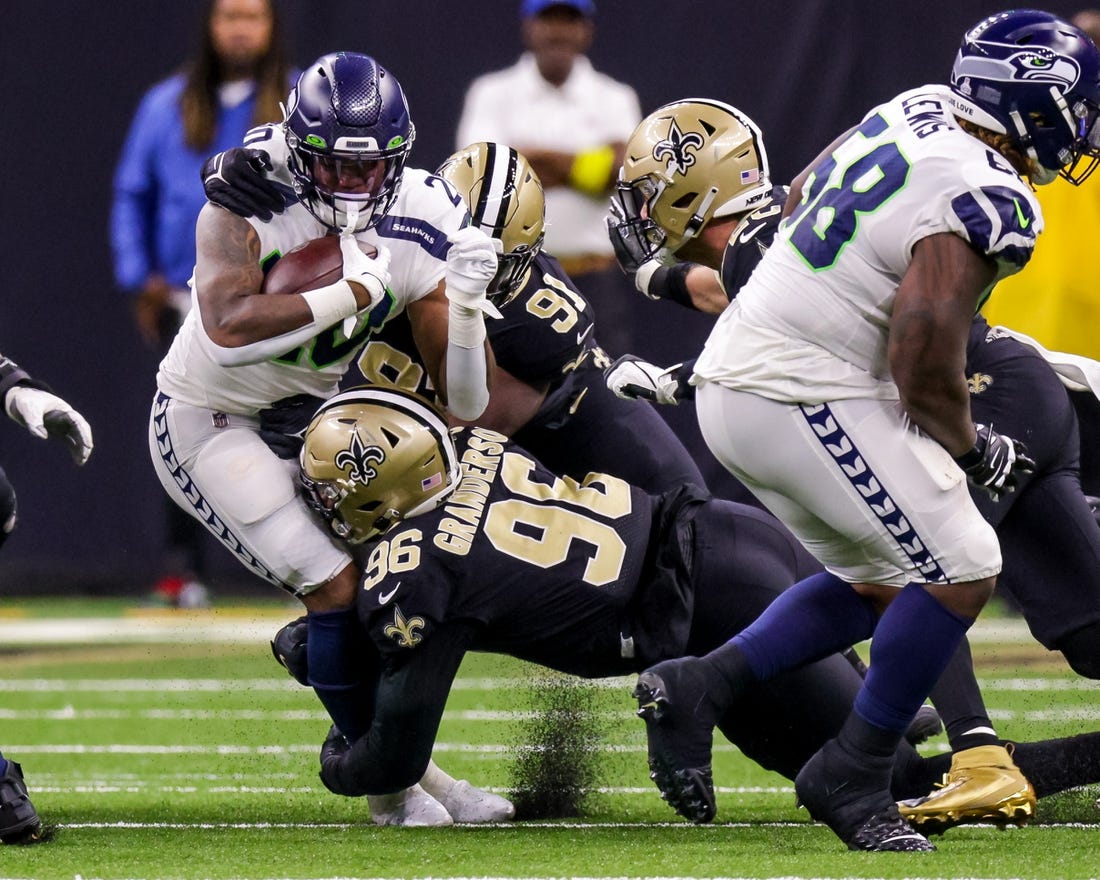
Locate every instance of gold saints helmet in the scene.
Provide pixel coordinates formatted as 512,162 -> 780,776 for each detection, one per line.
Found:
437,142 -> 545,306
299,387 -> 460,544
608,98 -> 772,268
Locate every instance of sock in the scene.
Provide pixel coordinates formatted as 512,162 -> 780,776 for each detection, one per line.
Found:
891,748 -> 951,800
708,572 -> 878,687
418,760 -> 458,800
1011,732 -> 1100,798
855,582 -> 973,733
0,756 -> 7,775
928,638 -> 999,750
306,607 -> 376,742
837,711 -> 900,760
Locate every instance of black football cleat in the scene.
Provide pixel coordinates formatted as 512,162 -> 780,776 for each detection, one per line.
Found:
0,761 -> 46,845
795,738 -> 933,852
270,616 -> 310,686
633,657 -> 726,823
848,806 -> 937,852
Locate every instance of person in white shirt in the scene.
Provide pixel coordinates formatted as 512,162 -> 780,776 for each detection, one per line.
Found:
455,0 -> 643,355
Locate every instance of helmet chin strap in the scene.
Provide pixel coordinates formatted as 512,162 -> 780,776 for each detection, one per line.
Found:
342,206 -> 361,235
680,185 -> 720,246
1008,108 -> 1061,186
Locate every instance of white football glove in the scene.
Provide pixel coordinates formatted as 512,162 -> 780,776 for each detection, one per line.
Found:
5,386 -> 94,465
604,355 -> 685,406
340,235 -> 391,310
445,227 -> 502,317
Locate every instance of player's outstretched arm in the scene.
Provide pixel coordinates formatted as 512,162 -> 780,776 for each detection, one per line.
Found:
0,356 -> 92,465
439,227 -> 500,420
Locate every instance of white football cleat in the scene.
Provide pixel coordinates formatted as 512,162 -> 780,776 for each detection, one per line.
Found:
435,779 -> 516,823
367,784 -> 453,827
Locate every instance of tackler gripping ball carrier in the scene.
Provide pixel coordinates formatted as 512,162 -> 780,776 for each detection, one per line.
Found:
436,142 -> 546,307
299,387 -> 460,544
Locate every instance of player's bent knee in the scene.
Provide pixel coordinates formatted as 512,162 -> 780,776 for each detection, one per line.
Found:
301,563 -> 359,611
191,429 -> 297,525
1058,622 -> 1100,679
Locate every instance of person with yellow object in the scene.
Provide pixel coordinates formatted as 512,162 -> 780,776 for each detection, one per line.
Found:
455,0 -> 644,356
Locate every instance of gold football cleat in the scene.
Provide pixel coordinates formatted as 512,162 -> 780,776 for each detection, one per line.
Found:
898,744 -> 1036,835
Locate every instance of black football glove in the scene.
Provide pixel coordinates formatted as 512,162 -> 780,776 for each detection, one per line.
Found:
954,423 -> 1035,501
201,147 -> 285,222
318,725 -> 352,795
269,615 -> 309,686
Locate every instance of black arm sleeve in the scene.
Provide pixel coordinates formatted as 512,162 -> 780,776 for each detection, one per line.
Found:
645,262 -> 697,309
320,621 -> 479,796
0,353 -> 48,404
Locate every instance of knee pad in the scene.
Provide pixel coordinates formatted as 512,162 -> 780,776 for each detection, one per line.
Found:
0,467 -> 16,551
1059,622 -> 1100,679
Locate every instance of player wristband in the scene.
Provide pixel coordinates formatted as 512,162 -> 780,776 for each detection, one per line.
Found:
569,146 -> 616,197
645,262 -> 695,308
301,280 -> 360,328
954,444 -> 985,471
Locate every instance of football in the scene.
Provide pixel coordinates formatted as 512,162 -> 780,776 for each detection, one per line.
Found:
260,235 -> 378,295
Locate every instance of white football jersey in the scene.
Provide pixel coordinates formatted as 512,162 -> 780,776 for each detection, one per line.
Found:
694,84 -> 1042,403
157,133 -> 466,414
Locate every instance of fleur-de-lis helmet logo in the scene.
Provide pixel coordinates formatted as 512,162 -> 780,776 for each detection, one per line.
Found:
334,431 -> 386,484
653,120 -> 705,176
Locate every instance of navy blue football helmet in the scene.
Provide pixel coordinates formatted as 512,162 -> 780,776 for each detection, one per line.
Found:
283,52 -> 415,231
950,9 -> 1100,184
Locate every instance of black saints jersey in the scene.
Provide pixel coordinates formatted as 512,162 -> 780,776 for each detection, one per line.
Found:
359,426 -> 705,678
349,251 -> 600,426
719,185 -> 788,297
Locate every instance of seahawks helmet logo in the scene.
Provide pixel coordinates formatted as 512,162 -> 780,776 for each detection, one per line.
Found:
1007,48 -> 1080,86
334,432 -> 385,484
653,120 -> 705,176
956,44 -> 1080,88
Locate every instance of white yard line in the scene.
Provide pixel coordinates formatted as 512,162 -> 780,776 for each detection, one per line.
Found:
0,614 -> 1041,645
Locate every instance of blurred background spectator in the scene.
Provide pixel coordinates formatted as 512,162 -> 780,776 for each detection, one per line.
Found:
109,0 -> 292,606
456,0 -> 643,359
0,0 -> 1089,595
